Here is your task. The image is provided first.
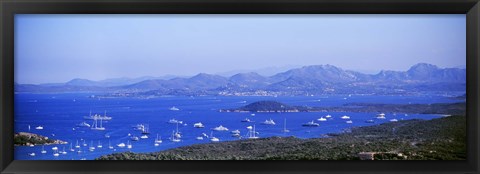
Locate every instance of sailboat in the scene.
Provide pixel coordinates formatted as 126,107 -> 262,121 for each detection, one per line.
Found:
154,134 -> 161,146
210,131 -> 219,142
127,141 -> 132,149
247,125 -> 259,139
89,141 -> 95,151
41,145 -> 47,154
170,130 -> 180,142
61,147 -> 67,155
141,124 -> 150,134
69,142 -> 75,152
97,141 -> 103,148
108,140 -> 114,149
91,117 -> 106,131
282,118 -> 290,133
82,139 -> 87,147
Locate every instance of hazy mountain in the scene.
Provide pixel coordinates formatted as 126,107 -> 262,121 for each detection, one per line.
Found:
15,63 -> 466,95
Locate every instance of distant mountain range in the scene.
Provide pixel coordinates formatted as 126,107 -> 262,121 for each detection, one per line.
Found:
15,63 -> 466,96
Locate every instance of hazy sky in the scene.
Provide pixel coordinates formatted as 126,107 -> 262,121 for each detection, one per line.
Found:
15,14 -> 466,84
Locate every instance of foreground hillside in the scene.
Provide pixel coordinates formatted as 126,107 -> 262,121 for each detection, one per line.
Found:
97,115 -> 466,160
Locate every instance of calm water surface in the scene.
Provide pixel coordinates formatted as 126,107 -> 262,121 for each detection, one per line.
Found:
14,93 -> 462,160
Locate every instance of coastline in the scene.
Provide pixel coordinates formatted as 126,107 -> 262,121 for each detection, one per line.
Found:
97,115 -> 466,160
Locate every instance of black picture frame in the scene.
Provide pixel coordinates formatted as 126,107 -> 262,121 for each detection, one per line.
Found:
1,0 -> 479,174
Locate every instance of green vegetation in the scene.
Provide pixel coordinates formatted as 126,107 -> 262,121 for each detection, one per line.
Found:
97,115 -> 466,160
14,132 -> 66,146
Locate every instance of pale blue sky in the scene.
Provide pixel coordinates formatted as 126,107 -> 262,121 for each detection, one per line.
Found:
15,14 -> 466,84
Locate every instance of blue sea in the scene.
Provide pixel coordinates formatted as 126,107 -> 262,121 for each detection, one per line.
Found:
14,93 -> 464,160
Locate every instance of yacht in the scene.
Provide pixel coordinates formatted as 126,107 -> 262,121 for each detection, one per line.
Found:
193,122 -> 205,128
317,117 -> 327,122
76,122 -> 90,127
51,147 -> 58,151
90,117 -> 106,131
209,132 -> 219,142
241,118 -> 253,122
346,120 -> 353,124
169,106 -> 180,111
35,126 -> 44,130
97,141 -> 103,148
376,113 -> 386,119
341,115 -> 350,120
84,110 -> 112,120
282,118 -> 290,133
170,130 -> 181,142
302,120 -> 320,127
261,119 -> 276,125
117,143 -> 126,148
53,151 -> 60,157
127,141 -> 132,149
246,125 -> 259,139
140,135 -> 149,139
168,119 -> 183,124
154,134 -> 162,144
196,136 -> 204,140
41,145 -> 47,154
212,125 -> 229,131
130,136 -> 139,141
325,115 -> 332,118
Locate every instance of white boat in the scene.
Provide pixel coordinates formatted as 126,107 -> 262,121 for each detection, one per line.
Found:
141,124 -> 150,134
193,122 -> 205,128
41,145 -> 47,154
51,147 -> 58,151
140,135 -> 148,139
108,141 -> 114,149
196,136 -> 204,140
241,118 -> 253,122
82,140 -> 87,147
154,134 -> 162,144
97,141 -> 103,148
169,106 -> 180,111
90,117 -> 106,131
325,115 -> 332,118
302,120 -> 320,127
346,120 -> 353,124
29,153 -> 36,156
61,147 -> 67,155
376,113 -> 386,119
75,140 -> 80,148
282,118 -> 290,133
212,125 -> 229,131
104,134 -> 110,138
89,141 -> 95,151
251,113 -> 255,116
168,119 -> 183,124
246,125 -> 259,139
127,141 -> 132,149
130,136 -> 139,141
231,130 -> 240,134
76,122 -> 90,127
231,133 -> 241,137
170,130 -> 181,142
53,151 -> 59,157
317,117 -> 327,122
390,119 -> 398,122
69,143 -> 75,152
84,110 -> 112,120
365,119 -> 375,123
210,132 -> 219,142
35,126 -> 43,130
117,143 -> 126,148
154,142 -> 160,147
261,119 -> 276,125
29,144 -> 34,147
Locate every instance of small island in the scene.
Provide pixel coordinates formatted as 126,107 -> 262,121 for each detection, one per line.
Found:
14,132 -> 67,146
